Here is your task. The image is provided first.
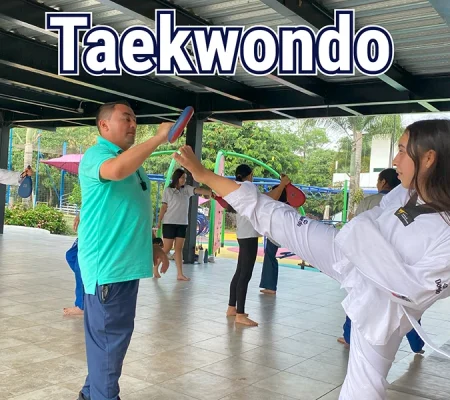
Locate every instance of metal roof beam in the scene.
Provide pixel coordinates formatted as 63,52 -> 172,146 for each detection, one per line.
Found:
0,83 -> 83,114
0,0 -> 301,120
0,97 -> 85,121
0,64 -> 120,106
94,0 -> 332,110
0,30 -> 196,112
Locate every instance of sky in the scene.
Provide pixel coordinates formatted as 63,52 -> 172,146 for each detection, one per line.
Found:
322,111 -> 450,150
401,112 -> 450,125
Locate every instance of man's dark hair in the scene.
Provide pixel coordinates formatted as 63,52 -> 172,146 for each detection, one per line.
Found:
378,168 -> 401,190
95,100 -> 132,129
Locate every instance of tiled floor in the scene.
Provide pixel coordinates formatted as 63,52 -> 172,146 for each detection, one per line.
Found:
1,225 -> 450,400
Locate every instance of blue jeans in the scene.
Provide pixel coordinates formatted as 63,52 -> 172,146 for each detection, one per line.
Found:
343,316 -> 424,353
259,238 -> 279,291
81,280 -> 139,400
66,239 -> 84,310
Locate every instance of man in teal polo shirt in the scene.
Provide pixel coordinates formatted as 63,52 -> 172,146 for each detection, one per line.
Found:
77,100 -> 170,400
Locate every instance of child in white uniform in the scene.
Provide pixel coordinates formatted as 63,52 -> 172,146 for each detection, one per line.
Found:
173,119 -> 450,400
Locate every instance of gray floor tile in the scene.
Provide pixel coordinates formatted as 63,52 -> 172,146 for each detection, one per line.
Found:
1,226 -> 450,400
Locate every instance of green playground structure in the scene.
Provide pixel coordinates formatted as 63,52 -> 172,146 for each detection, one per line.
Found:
149,150 -> 349,256
207,150 -> 307,256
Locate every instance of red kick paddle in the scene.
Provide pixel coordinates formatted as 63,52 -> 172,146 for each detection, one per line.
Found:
212,185 -> 306,210
168,106 -> 194,143
211,193 -> 234,211
285,183 -> 306,208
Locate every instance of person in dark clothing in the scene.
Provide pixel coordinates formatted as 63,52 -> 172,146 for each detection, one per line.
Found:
226,164 -> 291,326
259,184 -> 290,295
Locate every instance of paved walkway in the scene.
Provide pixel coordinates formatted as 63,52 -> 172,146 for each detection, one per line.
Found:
0,226 -> 449,399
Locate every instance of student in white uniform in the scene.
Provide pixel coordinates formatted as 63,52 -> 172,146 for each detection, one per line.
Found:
157,168 -> 211,281
338,168 -> 402,346
259,184 -> 289,295
173,119 -> 450,400
337,167 -> 424,354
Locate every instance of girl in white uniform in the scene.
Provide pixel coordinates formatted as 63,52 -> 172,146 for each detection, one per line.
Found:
173,119 -> 450,400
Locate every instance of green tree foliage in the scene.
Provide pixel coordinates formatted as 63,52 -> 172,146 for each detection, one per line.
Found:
10,126 -> 98,207
313,115 -> 404,215
133,121 -> 332,186
335,135 -> 372,173
8,119 -> 346,224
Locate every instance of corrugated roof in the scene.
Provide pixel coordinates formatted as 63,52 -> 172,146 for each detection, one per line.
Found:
0,0 -> 449,115
319,0 -> 450,75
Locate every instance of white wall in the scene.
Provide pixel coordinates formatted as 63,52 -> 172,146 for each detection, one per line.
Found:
332,172 -> 381,188
333,136 -> 394,189
370,136 -> 392,173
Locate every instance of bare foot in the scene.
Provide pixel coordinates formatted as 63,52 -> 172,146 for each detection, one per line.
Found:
63,306 -> 83,316
260,289 -> 276,295
177,275 -> 191,281
235,314 -> 258,326
226,306 -> 248,317
153,266 -> 161,278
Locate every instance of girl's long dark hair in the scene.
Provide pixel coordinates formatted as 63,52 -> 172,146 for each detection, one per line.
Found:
169,168 -> 186,188
405,119 -> 450,223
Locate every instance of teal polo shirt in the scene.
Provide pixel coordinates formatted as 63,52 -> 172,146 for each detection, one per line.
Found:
77,136 -> 153,295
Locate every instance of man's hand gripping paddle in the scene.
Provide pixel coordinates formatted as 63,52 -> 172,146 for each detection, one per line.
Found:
168,106 -> 194,143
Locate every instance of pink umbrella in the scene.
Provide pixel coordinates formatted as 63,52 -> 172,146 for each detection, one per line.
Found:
41,153 -> 83,175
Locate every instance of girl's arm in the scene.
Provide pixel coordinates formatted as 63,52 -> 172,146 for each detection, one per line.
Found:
173,147 -> 241,198
336,214 -> 450,309
157,203 -> 167,228
264,177 -> 290,200
0,167 -> 32,186
194,187 -> 212,197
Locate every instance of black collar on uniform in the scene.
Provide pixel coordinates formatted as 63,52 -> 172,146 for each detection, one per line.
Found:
394,192 -> 437,226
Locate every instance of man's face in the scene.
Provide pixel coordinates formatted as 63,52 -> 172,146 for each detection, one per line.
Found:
376,178 -> 385,192
101,104 -> 137,150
